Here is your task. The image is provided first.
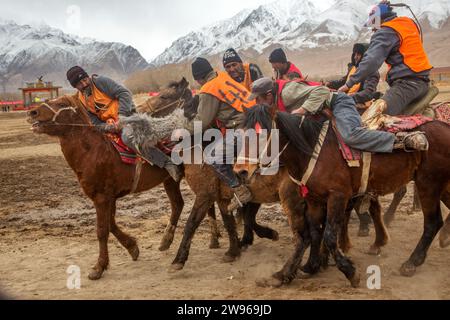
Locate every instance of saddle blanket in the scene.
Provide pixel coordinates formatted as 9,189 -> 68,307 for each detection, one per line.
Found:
335,114 -> 433,166
108,134 -> 176,165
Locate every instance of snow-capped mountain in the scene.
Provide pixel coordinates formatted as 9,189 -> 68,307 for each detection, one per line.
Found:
152,0 -> 450,66
0,19 -> 149,91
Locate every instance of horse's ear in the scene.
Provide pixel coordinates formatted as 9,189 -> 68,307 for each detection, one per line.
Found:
180,77 -> 189,88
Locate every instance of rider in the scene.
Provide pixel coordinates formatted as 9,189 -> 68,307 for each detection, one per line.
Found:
338,1 -> 432,115
223,48 -> 263,91
327,43 -> 380,108
179,57 -> 256,212
248,77 -> 429,153
269,48 -> 303,81
66,66 -> 181,181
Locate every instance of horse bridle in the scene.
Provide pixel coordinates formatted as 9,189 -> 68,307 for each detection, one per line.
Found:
237,118 -> 291,179
147,86 -> 189,114
38,101 -> 94,127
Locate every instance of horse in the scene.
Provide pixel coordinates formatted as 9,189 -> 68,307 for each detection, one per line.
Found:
239,104 -> 450,287
26,95 -> 186,280
130,97 -> 297,272
134,79 -> 280,251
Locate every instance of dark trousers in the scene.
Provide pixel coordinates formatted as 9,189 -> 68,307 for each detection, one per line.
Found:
383,78 -> 429,116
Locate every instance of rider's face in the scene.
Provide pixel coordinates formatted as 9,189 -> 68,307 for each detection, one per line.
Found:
76,77 -> 91,93
224,62 -> 244,81
354,52 -> 363,64
256,92 -> 274,106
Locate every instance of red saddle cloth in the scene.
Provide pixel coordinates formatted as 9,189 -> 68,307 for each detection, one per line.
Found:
334,114 -> 433,163
108,134 -> 176,165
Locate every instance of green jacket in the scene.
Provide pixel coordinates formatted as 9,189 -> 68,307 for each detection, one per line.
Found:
279,81 -> 332,114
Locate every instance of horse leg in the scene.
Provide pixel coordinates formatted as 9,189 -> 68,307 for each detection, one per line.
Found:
239,204 -> 255,249
207,204 -> 221,249
439,189 -> 450,248
258,204 -> 310,287
109,200 -> 139,261
324,193 -> 360,287
89,195 -> 112,280
354,199 -> 370,237
384,185 -> 407,226
338,205 -> 353,254
400,182 -> 444,277
301,203 -> 325,275
170,196 -> 212,271
159,179 -> 184,251
217,200 -> 241,262
409,184 -> 422,214
367,198 -> 390,255
242,202 -> 279,245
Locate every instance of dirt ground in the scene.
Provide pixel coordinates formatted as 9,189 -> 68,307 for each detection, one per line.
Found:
0,110 -> 449,300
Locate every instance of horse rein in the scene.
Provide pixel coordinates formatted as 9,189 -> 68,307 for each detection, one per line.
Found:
237,118 -> 291,180
38,102 -> 92,127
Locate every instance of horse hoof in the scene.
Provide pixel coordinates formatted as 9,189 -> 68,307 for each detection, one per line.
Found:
367,245 -> 381,256
209,240 -> 220,249
358,228 -> 370,237
88,269 -> 104,281
439,232 -> 450,248
400,262 -> 416,277
256,277 -> 283,288
222,254 -> 238,263
169,263 -> 184,273
349,272 -> 360,288
128,245 -> 140,261
159,240 -> 172,252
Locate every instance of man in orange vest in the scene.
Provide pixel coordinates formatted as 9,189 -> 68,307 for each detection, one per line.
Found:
269,48 -> 303,81
222,48 -> 263,91
327,43 -> 380,108
181,57 -> 256,211
66,66 -> 181,181
338,2 -> 432,115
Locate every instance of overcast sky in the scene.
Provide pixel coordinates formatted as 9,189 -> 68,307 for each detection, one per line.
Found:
0,0 -> 275,61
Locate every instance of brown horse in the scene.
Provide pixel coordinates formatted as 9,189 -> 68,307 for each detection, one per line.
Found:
27,95 -> 185,280
239,104 -> 450,287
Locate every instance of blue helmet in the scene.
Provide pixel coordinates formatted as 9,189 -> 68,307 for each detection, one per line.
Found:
365,2 -> 394,28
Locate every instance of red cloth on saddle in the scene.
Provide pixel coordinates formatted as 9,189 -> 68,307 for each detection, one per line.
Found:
381,114 -> 433,133
434,103 -> 450,124
108,134 -> 176,165
109,134 -> 138,165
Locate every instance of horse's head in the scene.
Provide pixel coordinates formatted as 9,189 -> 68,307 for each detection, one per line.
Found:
136,77 -> 193,117
27,95 -> 90,136
234,104 -> 277,182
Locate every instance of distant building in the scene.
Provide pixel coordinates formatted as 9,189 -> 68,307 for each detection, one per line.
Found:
18,78 -> 62,109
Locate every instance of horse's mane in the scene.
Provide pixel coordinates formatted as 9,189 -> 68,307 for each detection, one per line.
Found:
58,94 -> 93,125
243,104 -> 324,157
241,104 -> 274,131
276,112 -> 324,157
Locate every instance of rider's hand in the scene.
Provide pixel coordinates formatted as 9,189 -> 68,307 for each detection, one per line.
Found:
292,107 -> 307,116
338,85 -> 350,93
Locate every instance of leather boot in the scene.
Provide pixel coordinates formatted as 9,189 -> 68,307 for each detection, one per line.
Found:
394,131 -> 429,152
228,184 -> 253,212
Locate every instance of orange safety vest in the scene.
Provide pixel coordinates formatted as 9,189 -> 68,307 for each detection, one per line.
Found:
200,72 -> 256,112
78,76 -> 119,122
346,66 -> 361,94
381,17 -> 432,74
241,63 -> 253,92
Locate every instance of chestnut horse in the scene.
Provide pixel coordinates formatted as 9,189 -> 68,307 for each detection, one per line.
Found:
240,104 -> 450,287
27,95 -> 185,280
